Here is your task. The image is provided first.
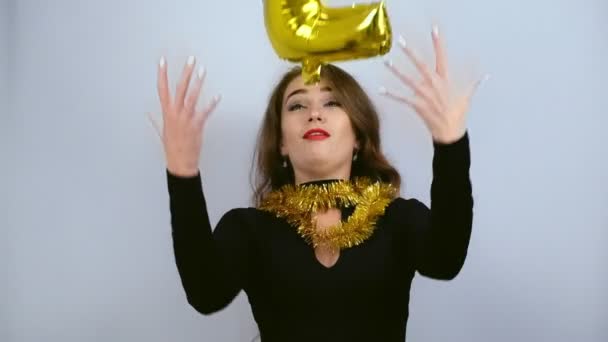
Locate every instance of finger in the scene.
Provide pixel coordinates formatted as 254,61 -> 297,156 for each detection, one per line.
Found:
397,36 -> 444,104
146,112 -> 163,142
194,94 -> 222,127
398,35 -> 435,85
157,57 -> 172,116
383,59 -> 442,114
175,56 -> 197,113
183,66 -> 206,117
378,86 -> 412,105
379,87 -> 439,128
467,73 -> 491,99
431,25 -> 449,79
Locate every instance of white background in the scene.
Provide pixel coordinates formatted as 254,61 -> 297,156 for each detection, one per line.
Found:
2,0 -> 607,341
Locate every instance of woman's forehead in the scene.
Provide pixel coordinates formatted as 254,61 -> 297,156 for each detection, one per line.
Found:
285,76 -> 332,94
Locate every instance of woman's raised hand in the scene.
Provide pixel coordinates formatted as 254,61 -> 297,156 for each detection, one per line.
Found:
149,56 -> 221,177
381,25 -> 488,144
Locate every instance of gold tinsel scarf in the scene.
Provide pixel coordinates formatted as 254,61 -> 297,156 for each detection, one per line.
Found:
258,177 -> 397,250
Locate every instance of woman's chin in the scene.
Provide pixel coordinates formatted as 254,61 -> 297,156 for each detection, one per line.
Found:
298,152 -> 334,165
296,156 -> 349,174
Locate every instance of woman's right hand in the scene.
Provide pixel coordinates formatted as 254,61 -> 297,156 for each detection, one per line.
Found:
150,56 -> 221,177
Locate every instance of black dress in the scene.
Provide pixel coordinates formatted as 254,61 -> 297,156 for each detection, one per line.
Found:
166,134 -> 473,342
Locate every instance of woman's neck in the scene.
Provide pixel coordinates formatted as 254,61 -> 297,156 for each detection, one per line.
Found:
294,172 -> 350,186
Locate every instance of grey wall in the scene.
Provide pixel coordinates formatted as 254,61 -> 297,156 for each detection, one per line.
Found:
4,0 -> 607,341
1,0 -> 13,341
0,0 -> 7,105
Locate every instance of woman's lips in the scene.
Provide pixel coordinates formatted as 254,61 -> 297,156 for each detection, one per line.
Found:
303,128 -> 330,140
305,135 -> 329,141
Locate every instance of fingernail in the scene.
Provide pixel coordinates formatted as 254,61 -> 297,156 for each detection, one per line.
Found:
197,66 -> 206,79
479,73 -> 491,86
475,73 -> 491,91
159,56 -> 166,68
432,25 -> 439,37
378,86 -> 387,94
187,56 -> 195,65
398,35 -> 406,48
214,94 -> 222,103
383,57 -> 393,67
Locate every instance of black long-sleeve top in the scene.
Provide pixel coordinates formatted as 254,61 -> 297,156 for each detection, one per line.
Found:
166,133 -> 473,342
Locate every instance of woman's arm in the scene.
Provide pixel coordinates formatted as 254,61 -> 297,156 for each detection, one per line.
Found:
379,26 -> 482,280
153,55 -> 242,314
409,133 -> 473,280
167,170 -> 252,314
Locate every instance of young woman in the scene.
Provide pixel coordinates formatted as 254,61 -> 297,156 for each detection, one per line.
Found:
153,26 -> 482,342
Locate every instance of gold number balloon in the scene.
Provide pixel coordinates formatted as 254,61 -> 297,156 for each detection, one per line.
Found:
264,0 -> 392,84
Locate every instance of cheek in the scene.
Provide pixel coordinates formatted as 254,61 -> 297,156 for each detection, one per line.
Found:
336,112 -> 357,143
281,115 -> 301,146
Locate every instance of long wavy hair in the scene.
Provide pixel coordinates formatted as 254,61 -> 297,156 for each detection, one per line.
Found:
250,64 -> 401,206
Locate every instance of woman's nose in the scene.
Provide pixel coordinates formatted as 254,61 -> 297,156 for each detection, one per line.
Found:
308,107 -> 323,122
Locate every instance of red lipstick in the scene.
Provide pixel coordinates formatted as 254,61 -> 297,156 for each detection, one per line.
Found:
303,128 -> 330,140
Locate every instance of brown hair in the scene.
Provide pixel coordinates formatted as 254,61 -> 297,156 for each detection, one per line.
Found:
250,64 -> 401,206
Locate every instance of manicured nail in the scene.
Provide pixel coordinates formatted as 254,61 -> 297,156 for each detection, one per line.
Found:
474,74 -> 491,91
159,56 -> 166,68
481,74 -> 491,86
398,35 -> 406,48
378,86 -> 387,94
197,66 -> 206,79
187,56 -> 195,65
479,73 -> 491,86
432,25 -> 439,38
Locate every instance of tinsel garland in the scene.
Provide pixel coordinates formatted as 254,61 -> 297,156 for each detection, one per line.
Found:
258,177 -> 397,250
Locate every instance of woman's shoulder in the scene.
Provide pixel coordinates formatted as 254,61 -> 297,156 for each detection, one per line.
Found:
389,196 -> 428,209
384,196 -> 430,222
218,206 -> 277,225
214,207 -> 281,241
374,197 -> 431,238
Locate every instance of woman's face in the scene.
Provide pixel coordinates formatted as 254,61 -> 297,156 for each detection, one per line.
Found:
280,76 -> 359,184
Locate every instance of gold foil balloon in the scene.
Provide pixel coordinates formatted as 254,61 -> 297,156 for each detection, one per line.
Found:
264,0 -> 392,84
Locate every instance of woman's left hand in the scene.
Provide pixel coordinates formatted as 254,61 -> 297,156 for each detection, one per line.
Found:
381,25 -> 488,144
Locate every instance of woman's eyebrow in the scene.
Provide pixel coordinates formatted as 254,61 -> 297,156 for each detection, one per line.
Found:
285,86 -> 332,103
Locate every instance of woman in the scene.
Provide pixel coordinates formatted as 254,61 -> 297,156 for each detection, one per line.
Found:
153,27 -> 482,341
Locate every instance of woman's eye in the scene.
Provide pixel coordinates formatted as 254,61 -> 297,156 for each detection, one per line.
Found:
325,100 -> 341,107
287,103 -> 305,111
